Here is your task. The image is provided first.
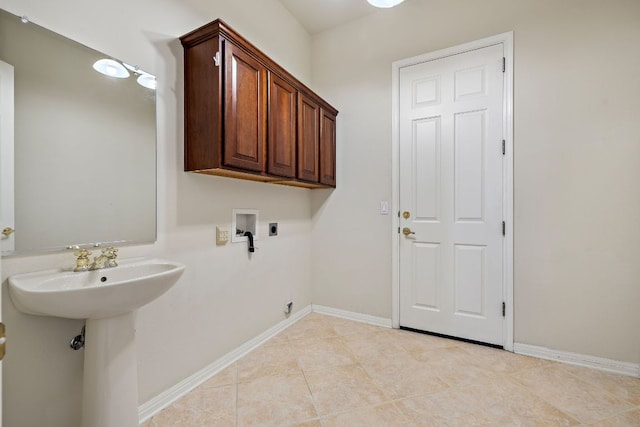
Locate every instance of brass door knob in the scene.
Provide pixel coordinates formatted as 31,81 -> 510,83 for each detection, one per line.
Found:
2,227 -> 14,237
402,227 -> 415,236
402,211 -> 411,219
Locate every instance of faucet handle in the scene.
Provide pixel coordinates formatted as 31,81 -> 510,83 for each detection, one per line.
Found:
69,245 -> 92,258
102,246 -> 118,267
70,246 -> 92,272
101,247 -> 118,258
74,249 -> 92,258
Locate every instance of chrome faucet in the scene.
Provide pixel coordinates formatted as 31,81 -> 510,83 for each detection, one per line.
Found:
90,247 -> 118,270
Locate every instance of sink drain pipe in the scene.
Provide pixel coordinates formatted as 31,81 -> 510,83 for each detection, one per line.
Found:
70,325 -> 85,350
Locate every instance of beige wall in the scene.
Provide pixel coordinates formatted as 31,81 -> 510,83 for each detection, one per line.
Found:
311,0 -> 640,364
0,0 -> 312,426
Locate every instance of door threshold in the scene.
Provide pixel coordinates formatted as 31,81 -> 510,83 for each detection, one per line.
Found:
400,326 -> 504,350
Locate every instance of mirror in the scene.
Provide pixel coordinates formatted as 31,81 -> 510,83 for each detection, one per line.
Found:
0,8 -> 157,255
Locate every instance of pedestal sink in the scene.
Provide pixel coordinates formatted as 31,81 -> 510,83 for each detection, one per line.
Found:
8,258 -> 185,427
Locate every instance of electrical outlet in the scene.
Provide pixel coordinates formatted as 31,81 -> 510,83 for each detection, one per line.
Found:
216,227 -> 229,245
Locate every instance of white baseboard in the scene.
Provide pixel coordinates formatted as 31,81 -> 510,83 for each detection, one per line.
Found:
138,304 -> 313,423
514,343 -> 640,378
311,304 -> 393,328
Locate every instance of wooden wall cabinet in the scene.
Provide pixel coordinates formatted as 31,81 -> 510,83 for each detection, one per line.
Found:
180,19 -> 338,188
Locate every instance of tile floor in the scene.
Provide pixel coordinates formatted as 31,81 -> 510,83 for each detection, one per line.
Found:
142,313 -> 640,426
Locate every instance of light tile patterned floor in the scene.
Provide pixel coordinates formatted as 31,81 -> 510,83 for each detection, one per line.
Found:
142,313 -> 640,426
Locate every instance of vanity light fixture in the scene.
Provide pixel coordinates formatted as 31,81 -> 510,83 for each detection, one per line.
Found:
367,0 -> 405,7
92,59 -> 157,90
92,59 -> 130,79
122,62 -> 141,74
123,62 -> 157,90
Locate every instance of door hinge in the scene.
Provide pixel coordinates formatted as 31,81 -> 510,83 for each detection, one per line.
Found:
397,227 -> 400,234
502,302 -> 506,317
502,140 -> 505,155
213,51 -> 221,67
502,57 -> 506,73
502,221 -> 506,236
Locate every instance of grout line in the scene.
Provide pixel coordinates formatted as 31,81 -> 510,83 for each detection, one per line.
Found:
234,362 -> 238,427
390,399 -> 416,426
506,365 -> 572,415
300,366 -> 323,424
593,406 -> 640,424
550,363 -> 637,417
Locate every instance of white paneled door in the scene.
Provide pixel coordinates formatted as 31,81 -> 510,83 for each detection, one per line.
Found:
399,44 -> 505,346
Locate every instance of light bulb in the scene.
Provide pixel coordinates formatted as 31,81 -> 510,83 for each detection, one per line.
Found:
105,65 -> 119,76
367,0 -> 405,8
92,59 -> 130,79
137,73 -> 157,90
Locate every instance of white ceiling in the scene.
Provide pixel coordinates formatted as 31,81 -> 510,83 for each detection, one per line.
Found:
278,0 -> 380,34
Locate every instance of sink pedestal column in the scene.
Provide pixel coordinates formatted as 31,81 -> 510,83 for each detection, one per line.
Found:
82,312 -> 139,427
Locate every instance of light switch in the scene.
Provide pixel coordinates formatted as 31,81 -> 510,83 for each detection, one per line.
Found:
380,201 -> 389,215
216,227 -> 229,245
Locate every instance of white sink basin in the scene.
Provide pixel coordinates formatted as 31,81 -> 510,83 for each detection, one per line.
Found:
8,258 -> 185,319
9,257 -> 186,427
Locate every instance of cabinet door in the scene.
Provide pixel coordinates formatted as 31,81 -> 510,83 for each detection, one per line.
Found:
268,73 -> 296,178
224,41 -> 267,172
297,93 -> 320,182
183,36 -> 222,171
319,108 -> 337,186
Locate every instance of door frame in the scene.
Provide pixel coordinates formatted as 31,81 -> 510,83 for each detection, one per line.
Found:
0,60 -> 14,255
391,32 -> 514,351
0,58 -> 11,424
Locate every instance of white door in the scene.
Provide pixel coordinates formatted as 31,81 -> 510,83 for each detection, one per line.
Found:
399,44 -> 505,346
0,59 -> 12,426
